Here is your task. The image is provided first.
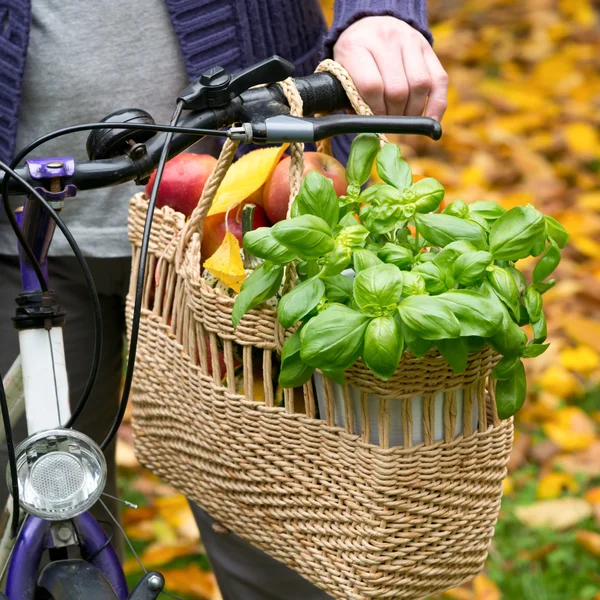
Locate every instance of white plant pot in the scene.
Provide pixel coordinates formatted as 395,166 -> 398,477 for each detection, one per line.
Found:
313,372 -> 478,447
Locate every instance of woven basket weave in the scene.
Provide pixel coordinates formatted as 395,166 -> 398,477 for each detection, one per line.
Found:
126,61 -> 514,600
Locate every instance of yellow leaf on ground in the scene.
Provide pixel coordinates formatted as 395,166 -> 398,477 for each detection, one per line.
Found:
579,192 -> 600,211
537,472 -> 580,499
473,574 -> 501,600
161,565 -> 218,599
207,145 -> 288,216
576,530 -> 600,557
151,517 -> 178,546
515,498 -> 593,530
564,122 -> 600,158
572,236 -> 600,259
203,231 -> 246,293
562,316 -> 600,354
585,487 -> 600,504
115,438 -> 139,469
560,345 -> 599,374
123,543 -> 204,575
555,442 -> 600,477
537,365 -> 584,399
543,407 -> 595,451
502,476 -> 514,496
443,588 -> 474,600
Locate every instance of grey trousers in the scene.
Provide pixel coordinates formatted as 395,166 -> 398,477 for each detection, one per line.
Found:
0,254 -> 331,599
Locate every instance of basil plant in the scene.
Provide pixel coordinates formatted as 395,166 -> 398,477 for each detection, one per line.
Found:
232,134 -> 568,419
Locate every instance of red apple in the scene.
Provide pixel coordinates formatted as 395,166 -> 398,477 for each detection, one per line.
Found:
145,153 -> 217,217
201,201 -> 269,260
263,152 -> 348,224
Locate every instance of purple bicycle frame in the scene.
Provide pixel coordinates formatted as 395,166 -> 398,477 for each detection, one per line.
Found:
5,158 -> 128,598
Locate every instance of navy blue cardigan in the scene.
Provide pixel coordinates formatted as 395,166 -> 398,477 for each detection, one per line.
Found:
0,0 -> 430,164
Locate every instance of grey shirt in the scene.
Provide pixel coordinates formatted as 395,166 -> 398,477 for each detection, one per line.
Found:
0,0 -> 192,257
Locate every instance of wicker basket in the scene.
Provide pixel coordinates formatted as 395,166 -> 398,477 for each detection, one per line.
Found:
126,62 -> 514,600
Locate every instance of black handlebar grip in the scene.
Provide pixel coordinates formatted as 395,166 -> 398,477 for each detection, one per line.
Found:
286,73 -> 352,115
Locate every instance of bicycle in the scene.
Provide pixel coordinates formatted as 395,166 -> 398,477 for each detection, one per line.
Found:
0,56 -> 441,598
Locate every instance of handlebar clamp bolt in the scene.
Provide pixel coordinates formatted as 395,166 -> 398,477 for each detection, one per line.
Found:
147,574 -> 164,591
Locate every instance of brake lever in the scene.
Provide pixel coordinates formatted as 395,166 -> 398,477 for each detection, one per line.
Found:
178,55 -> 294,111
229,114 -> 443,143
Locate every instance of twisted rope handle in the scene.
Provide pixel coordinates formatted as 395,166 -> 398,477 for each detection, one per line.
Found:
175,138 -> 240,269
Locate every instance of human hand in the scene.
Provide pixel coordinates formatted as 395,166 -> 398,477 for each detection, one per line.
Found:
333,16 -> 448,120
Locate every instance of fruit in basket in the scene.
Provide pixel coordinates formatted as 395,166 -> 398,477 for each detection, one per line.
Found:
201,201 -> 269,260
145,153 -> 217,216
263,153 -> 347,224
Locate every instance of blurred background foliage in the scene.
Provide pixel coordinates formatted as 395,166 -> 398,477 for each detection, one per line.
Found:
117,0 -> 600,597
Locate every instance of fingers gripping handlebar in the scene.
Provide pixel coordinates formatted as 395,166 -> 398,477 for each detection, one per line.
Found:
0,66 -> 442,195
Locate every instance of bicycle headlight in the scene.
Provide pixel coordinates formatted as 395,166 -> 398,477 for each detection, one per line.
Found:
7,429 -> 106,521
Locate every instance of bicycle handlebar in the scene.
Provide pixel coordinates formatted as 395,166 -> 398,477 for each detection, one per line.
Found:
0,71 -> 441,195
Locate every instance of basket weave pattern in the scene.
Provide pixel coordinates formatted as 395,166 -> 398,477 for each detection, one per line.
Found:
127,192 -> 513,600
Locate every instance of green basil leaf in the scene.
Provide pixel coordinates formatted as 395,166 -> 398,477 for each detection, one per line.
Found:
397,295 -> 461,340
518,305 -> 530,327
532,238 -> 561,283
243,228 -> 297,264
466,212 -> 490,232
296,260 -> 320,279
544,215 -> 569,249
492,354 -> 520,380
489,305 -> 527,356
401,271 -> 428,296
353,248 -> 383,273
532,311 -> 547,344
524,287 -> 543,323
322,244 -> 353,277
478,281 -> 527,355
277,277 -> 325,328
488,204 -> 546,260
294,170 -> 339,229
364,202 -> 407,235
412,262 -> 453,295
375,184 -> 405,205
452,251 -> 493,286
433,241 -> 478,270
323,274 -> 353,304
321,369 -> 346,386
506,266 -> 527,298
337,212 -> 361,228
353,264 -> 403,316
487,265 -> 521,320
279,330 -> 315,388
363,316 -> 404,380
468,201 -> 507,222
336,223 -> 369,248
495,359 -> 527,419
346,133 -> 380,190
410,177 -> 445,213
466,336 -> 486,353
375,143 -> 412,190
377,243 -> 414,269
232,262 -> 284,328
437,338 -> 469,373
402,321 -> 436,357
532,279 -> 556,295
437,289 -> 504,337
521,343 -> 550,358
442,199 -> 469,218
271,215 -> 335,260
415,213 -> 488,250
300,305 -> 370,370
358,183 -> 385,206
